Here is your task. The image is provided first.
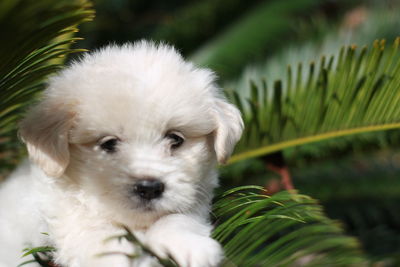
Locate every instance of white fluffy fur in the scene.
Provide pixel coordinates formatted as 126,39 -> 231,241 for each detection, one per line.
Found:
0,41 -> 243,267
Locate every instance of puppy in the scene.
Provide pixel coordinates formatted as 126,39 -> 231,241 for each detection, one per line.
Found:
0,41 -> 243,267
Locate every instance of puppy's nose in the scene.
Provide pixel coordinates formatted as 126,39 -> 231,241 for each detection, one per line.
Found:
133,179 -> 165,200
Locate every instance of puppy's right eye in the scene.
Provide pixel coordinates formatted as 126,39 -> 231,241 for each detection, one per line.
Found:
165,131 -> 184,149
98,136 -> 119,153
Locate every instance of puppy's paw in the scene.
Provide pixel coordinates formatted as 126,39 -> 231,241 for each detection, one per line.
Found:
149,233 -> 223,267
174,235 -> 223,267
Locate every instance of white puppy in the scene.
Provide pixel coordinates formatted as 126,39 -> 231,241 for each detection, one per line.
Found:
0,41 -> 243,267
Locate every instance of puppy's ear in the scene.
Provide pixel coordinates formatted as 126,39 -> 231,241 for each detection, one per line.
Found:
212,97 -> 244,164
19,101 -> 75,178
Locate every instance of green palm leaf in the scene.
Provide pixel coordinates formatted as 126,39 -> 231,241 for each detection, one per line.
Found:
0,0 -> 94,176
213,186 -> 366,266
228,39 -> 400,164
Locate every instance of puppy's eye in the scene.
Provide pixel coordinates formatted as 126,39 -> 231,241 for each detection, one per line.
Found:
165,132 -> 184,149
98,136 -> 119,153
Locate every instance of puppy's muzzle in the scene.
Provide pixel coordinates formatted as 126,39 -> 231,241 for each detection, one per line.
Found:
133,179 -> 165,200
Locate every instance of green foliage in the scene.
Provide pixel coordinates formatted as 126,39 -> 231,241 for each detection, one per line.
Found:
0,0 -> 94,177
228,39 -> 400,164
18,246 -> 56,267
213,186 -> 366,266
190,0 -> 322,79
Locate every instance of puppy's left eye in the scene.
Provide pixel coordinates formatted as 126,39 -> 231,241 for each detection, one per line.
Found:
98,136 -> 119,153
165,132 -> 184,149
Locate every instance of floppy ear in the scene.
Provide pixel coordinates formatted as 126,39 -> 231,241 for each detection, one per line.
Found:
212,97 -> 244,164
19,101 -> 75,178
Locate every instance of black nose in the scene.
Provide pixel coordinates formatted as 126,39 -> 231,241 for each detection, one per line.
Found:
133,179 -> 165,200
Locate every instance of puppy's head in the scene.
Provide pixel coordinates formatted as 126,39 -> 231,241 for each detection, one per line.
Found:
19,41 -> 243,222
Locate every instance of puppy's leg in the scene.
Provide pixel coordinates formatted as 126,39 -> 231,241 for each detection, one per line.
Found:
144,214 -> 223,267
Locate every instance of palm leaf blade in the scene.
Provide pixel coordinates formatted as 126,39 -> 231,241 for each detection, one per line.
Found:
229,38 -> 400,163
214,187 -> 366,266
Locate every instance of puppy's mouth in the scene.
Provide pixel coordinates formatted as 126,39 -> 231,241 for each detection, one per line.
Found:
126,194 -> 162,213
137,199 -> 158,212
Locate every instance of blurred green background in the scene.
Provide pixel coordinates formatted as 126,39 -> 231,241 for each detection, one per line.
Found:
2,0 -> 400,265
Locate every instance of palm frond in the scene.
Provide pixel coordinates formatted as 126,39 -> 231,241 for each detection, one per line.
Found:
0,0 -> 94,177
213,186 -> 366,266
228,38 -> 400,164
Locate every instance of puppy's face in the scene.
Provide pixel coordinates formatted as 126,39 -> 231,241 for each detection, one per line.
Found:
19,42 -> 243,224
67,86 -> 219,217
